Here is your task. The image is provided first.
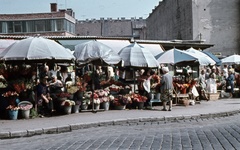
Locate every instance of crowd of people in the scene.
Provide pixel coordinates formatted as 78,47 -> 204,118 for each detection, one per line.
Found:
198,64 -> 239,99
137,66 -> 174,111
35,64 -> 122,117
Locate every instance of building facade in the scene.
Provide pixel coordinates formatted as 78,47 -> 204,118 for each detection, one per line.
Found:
76,17 -> 146,39
146,0 -> 240,56
0,3 -> 76,36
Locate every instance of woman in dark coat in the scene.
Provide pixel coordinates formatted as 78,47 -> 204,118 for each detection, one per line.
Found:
226,70 -> 235,97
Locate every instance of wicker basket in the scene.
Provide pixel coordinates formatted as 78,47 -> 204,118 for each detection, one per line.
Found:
179,99 -> 189,106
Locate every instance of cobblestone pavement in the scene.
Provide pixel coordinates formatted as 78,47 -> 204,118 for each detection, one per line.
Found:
1,113 -> 240,150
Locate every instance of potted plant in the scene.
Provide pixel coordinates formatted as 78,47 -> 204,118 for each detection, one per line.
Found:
81,98 -> 91,110
3,91 -> 20,120
131,93 -> 148,109
93,98 -> 101,110
72,100 -> 81,113
112,94 -> 132,110
61,100 -> 75,114
95,89 -> 110,110
18,101 -> 33,119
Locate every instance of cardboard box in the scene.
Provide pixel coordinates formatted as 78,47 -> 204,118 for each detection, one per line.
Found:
207,93 -> 220,100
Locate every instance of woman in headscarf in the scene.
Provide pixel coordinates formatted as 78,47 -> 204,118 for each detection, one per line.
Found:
160,67 -> 174,111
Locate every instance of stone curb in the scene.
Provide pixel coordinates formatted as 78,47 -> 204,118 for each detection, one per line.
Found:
1,109 -> 240,139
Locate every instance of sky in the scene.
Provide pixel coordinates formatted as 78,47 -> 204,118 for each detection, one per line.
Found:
0,0 -> 161,20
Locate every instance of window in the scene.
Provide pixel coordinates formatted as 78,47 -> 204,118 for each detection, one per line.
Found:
45,20 -> 51,31
7,22 -> 13,33
56,19 -> 64,31
35,20 -> 45,32
14,21 -> 22,32
26,21 -> 34,32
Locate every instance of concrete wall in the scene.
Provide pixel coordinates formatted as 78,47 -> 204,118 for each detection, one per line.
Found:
76,18 -> 146,39
147,0 -> 240,55
192,0 -> 240,55
146,0 -> 193,40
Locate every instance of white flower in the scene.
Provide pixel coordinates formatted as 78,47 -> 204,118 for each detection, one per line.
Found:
109,95 -> 114,101
94,98 -> 101,104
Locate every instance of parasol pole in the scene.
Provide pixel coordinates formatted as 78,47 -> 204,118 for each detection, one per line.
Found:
133,68 -> 136,93
91,63 -> 95,113
34,63 -> 39,113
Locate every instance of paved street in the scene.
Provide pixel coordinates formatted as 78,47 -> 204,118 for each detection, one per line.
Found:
1,113 -> 240,150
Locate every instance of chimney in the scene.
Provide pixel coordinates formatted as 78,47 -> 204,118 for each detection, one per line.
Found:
50,3 -> 57,12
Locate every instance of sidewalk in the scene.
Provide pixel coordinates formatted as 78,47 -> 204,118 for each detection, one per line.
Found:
1,98 -> 240,139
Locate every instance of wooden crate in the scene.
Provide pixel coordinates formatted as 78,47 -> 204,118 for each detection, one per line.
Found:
207,93 -> 220,100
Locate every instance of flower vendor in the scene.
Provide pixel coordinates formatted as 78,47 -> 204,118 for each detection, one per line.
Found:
36,75 -> 54,117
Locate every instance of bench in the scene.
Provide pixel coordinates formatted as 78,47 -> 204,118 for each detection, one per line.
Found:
148,93 -> 161,109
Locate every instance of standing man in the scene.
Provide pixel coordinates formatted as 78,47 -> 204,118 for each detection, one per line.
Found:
160,67 -> 174,111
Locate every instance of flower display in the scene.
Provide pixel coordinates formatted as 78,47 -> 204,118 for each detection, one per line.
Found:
10,79 -> 34,94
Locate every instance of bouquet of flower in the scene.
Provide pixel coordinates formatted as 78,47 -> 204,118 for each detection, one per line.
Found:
99,97 -> 110,103
93,98 -> 101,104
6,105 -> 19,110
19,104 -> 33,110
2,91 -> 19,97
81,99 -> 91,105
131,93 -> 148,103
67,85 -> 79,94
57,92 -> 71,98
112,95 -> 131,106
95,89 -> 109,97
61,100 -> 75,106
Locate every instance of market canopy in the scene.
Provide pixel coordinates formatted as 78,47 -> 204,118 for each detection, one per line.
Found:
221,54 -> 240,64
73,40 -> 122,66
0,36 -> 75,63
0,39 -> 16,53
118,42 -> 159,68
202,51 -> 222,66
186,47 -> 216,65
155,48 -> 198,65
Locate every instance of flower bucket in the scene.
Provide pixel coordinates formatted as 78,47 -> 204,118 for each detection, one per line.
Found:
81,104 -> 88,110
94,104 -> 100,110
101,101 -> 109,111
138,102 -> 144,110
21,109 -> 30,119
9,110 -> 18,120
18,101 -> 33,119
72,105 -> 80,113
114,105 -> 126,110
155,93 -> 161,100
63,106 -> 72,114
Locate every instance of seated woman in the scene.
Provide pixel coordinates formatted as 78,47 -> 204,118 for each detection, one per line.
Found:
36,76 -> 53,117
49,75 -> 63,93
